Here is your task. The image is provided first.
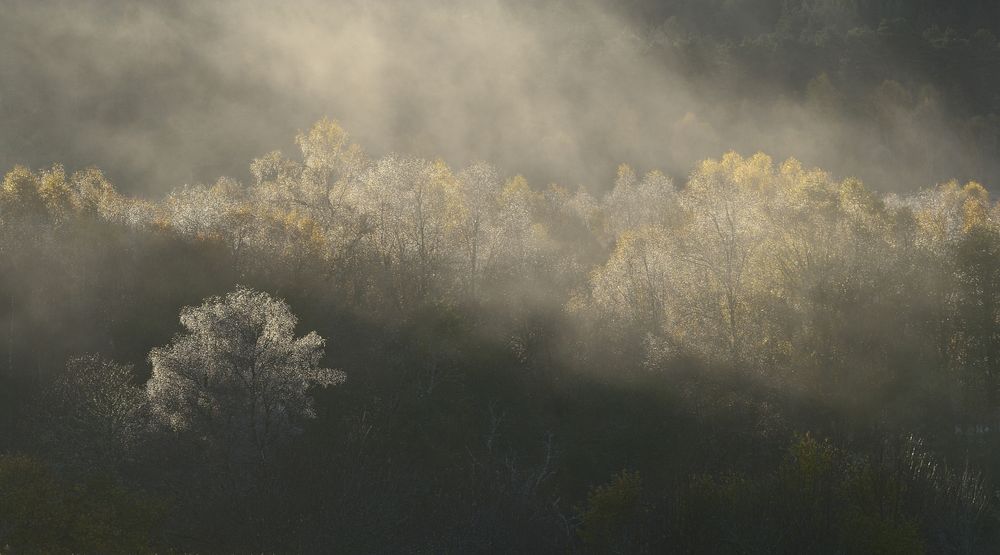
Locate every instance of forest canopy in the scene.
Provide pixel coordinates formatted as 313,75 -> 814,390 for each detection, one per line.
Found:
1,116 -> 998,552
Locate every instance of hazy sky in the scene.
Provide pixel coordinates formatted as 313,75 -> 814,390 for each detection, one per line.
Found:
0,0 -> 988,196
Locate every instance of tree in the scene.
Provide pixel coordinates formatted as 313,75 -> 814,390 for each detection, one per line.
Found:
41,355 -> 149,473
456,161 -> 503,294
672,152 -> 770,365
589,229 -> 671,329
162,179 -> 243,241
604,164 -> 679,237
146,287 -> 344,479
356,155 -> 461,306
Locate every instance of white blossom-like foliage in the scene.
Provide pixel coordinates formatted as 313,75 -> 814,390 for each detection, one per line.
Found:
147,287 -> 344,458
605,164 -> 678,236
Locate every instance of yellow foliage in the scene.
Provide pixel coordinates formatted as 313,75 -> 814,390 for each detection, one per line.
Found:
960,181 -> 991,232
691,151 -> 774,196
501,174 -> 538,210
297,117 -> 350,171
2,166 -> 41,208
0,165 -> 80,222
779,157 -> 804,180
838,177 -> 877,216
38,165 -> 74,218
72,167 -> 118,215
778,157 -> 833,197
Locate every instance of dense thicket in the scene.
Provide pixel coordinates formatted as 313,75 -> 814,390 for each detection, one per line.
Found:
1,119 -> 998,552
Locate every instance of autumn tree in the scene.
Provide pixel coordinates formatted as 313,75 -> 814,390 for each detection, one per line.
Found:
604,164 -> 679,237
146,287 -> 344,480
671,153 -> 771,365
456,161 -> 503,294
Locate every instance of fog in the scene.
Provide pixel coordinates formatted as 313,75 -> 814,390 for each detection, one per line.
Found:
2,0 -> 989,197
3,2 -> 1000,552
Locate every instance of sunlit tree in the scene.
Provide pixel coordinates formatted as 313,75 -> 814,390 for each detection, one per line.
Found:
672,152 -> 771,365
147,287 -> 344,477
456,161 -> 503,294
605,164 -> 679,237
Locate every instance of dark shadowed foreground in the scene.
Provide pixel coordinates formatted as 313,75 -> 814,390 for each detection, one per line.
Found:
0,117 -> 998,552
